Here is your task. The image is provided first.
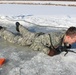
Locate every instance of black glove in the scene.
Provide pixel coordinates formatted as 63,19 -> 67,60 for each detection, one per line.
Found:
55,44 -> 71,56
48,44 -> 71,56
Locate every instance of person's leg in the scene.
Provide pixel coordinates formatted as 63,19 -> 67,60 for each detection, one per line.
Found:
15,22 -> 35,37
15,22 -> 51,54
0,27 -> 16,43
15,22 -> 36,46
0,26 -> 33,46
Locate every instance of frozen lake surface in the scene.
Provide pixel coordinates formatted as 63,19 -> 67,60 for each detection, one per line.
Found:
0,4 -> 76,75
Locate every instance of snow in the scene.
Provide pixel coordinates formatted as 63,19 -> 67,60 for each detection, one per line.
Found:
0,2 -> 76,75
8,53 -> 76,75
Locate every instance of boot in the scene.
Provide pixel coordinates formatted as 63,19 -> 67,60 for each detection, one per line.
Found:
15,22 -> 20,32
0,26 -> 3,30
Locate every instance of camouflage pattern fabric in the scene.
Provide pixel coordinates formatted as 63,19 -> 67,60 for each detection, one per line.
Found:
0,25 -> 65,54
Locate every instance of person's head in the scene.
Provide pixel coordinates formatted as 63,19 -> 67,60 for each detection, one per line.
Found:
64,26 -> 76,44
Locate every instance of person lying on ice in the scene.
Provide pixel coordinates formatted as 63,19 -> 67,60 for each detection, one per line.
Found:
0,22 -> 76,56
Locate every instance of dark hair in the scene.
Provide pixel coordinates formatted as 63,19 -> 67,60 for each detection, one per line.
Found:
65,26 -> 76,37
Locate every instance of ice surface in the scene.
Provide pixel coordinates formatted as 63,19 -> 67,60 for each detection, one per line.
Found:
8,53 -> 76,75
0,38 -> 39,75
0,15 -> 76,75
0,3 -> 76,75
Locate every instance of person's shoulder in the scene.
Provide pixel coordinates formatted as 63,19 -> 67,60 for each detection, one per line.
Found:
49,30 -> 66,47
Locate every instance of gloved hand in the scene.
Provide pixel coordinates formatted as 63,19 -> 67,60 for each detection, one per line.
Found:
48,44 -> 71,56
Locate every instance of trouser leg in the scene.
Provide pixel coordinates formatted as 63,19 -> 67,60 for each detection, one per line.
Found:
18,25 -> 51,54
18,25 -> 35,37
0,28 -> 17,44
0,27 -> 51,54
18,25 -> 36,44
0,28 -> 34,46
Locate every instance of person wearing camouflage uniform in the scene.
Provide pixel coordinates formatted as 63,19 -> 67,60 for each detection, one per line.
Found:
0,22 -> 76,56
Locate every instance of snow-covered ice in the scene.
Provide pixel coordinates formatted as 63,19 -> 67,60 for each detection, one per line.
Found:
8,53 -> 76,75
0,3 -> 76,75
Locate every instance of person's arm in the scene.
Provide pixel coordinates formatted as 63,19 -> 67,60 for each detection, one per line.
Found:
48,44 -> 71,56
